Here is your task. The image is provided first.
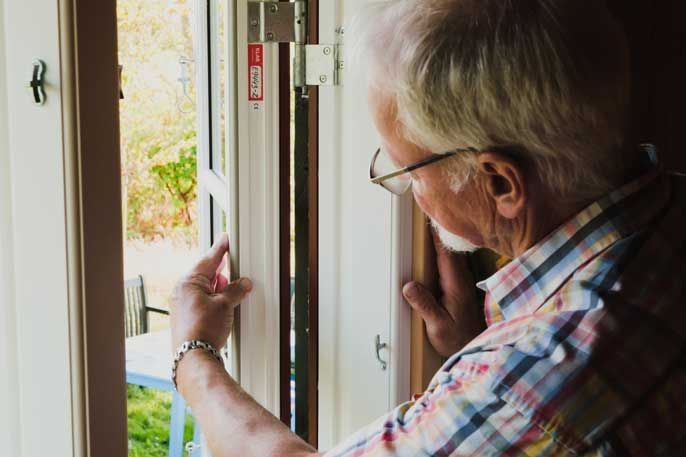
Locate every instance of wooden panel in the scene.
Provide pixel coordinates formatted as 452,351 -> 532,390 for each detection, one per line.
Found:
74,0 -> 128,453
307,2 -> 320,448
409,204 -> 444,394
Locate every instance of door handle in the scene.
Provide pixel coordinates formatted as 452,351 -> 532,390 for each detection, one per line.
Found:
28,59 -> 46,105
375,334 -> 388,371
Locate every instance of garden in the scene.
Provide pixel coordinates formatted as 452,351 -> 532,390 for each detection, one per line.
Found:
118,0 -> 200,454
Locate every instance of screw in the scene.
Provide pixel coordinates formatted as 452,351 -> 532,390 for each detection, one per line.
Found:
250,18 -> 259,27
323,47 -> 331,56
266,32 -> 275,41
319,75 -> 328,83
270,4 -> 278,13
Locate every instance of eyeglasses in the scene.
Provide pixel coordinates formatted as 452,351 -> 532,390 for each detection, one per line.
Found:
369,146 -> 478,195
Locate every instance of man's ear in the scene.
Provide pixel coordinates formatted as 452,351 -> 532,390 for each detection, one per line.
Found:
476,153 -> 527,219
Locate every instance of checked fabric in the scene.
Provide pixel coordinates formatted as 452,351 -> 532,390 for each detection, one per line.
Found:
325,166 -> 686,456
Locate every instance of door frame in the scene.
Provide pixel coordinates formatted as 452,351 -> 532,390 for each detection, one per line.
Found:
70,0 -> 128,453
1,0 -> 127,455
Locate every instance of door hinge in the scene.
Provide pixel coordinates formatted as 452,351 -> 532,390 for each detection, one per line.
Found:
247,1 -> 343,87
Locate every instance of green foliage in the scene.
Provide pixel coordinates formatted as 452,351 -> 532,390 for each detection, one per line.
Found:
151,145 -> 197,226
118,0 -> 198,245
127,385 -> 194,457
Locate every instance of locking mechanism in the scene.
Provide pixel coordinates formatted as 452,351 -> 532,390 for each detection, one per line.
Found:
248,1 -> 342,88
28,60 -> 47,105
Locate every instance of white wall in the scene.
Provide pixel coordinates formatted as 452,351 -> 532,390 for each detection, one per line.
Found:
0,0 -> 21,454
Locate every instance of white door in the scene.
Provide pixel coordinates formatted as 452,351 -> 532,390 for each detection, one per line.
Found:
3,0 -> 129,453
195,0 -> 414,449
1,0 -> 87,455
195,0 -> 283,412
318,0 -> 414,449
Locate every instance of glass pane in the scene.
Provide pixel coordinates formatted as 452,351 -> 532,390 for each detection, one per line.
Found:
118,0 -> 200,454
211,195 -> 228,243
212,0 -> 228,177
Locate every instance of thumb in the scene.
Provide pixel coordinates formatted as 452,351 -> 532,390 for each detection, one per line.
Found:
217,277 -> 253,307
403,281 -> 446,324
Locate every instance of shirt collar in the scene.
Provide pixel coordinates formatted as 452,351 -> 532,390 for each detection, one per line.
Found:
477,167 -> 670,324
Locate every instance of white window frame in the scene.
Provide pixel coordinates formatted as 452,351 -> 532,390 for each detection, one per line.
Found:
196,0 -> 414,446
195,0 -> 283,415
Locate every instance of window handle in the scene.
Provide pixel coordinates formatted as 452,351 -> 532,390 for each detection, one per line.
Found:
375,334 -> 388,371
27,59 -> 46,105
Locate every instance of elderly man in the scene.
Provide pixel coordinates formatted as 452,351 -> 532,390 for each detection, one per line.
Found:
170,0 -> 686,455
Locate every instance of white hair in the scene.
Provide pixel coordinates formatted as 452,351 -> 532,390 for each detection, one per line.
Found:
349,0 -> 633,201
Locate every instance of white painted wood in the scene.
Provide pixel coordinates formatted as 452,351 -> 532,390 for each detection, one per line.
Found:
195,0 -> 282,414
224,0 -> 241,381
0,1 -> 21,454
195,0 -> 214,252
195,4 -> 241,454
199,169 -> 230,211
1,0 -> 77,455
234,0 -> 282,415
318,0 -> 414,449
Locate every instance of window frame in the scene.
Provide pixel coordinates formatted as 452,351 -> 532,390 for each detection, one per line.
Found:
195,0 -> 284,415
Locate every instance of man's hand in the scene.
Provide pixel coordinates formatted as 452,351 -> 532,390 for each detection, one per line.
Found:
403,232 -> 486,357
169,234 -> 318,457
171,234 -> 253,350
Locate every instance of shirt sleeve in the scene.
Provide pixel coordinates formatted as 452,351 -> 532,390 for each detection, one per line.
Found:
322,353 -> 563,457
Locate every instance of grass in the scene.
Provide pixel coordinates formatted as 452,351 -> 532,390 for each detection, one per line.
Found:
127,385 -> 195,457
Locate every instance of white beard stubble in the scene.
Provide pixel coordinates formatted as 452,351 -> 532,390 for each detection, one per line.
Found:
430,218 -> 479,253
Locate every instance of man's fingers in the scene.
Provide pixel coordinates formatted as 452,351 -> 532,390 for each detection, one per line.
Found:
403,281 -> 447,324
215,273 -> 229,292
193,234 -> 230,279
216,277 -> 253,307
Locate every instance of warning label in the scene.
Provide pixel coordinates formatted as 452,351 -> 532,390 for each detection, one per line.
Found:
248,44 -> 264,102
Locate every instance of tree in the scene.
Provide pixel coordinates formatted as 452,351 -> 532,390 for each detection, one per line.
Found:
151,144 -> 197,227
118,0 -> 198,244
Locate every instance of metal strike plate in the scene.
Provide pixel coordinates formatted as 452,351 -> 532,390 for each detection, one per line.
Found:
248,1 -> 305,44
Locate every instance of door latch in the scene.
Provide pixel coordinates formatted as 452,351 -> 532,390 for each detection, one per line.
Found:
375,334 -> 388,371
28,59 -> 46,105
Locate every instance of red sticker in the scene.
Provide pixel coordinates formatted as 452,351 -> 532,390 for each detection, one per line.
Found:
248,44 -> 264,101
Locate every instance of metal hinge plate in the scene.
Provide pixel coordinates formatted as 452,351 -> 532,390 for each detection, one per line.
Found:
247,1 -> 342,87
247,1 -> 305,44
304,44 -> 341,86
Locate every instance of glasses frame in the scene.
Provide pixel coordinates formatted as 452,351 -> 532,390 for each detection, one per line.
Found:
369,146 -> 478,195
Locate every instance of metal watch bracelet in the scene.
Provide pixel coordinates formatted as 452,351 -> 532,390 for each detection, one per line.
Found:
171,340 -> 224,391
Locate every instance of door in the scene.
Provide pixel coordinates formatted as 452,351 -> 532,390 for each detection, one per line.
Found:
1,0 -> 126,455
317,0 -> 414,448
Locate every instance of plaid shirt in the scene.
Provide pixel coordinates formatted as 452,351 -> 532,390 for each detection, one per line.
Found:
326,167 -> 686,456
